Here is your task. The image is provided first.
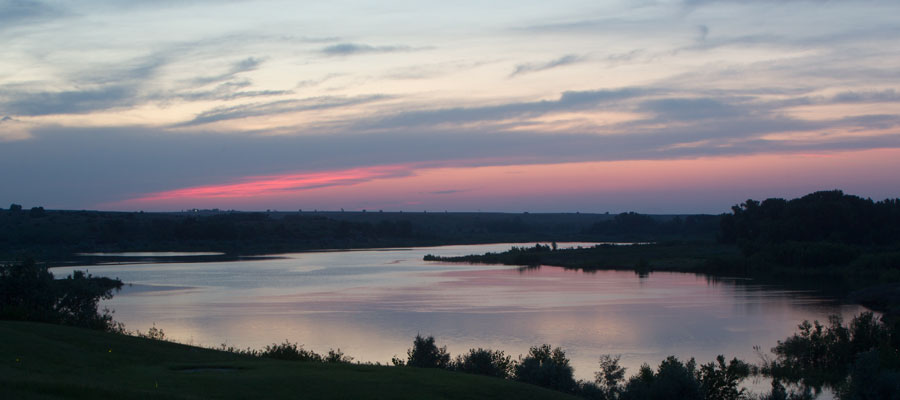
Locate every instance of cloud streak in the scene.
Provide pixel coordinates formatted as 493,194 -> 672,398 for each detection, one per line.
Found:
510,54 -> 585,77
124,164 -> 415,204
364,88 -> 650,129
190,57 -> 264,87
177,94 -> 390,127
320,43 -> 415,56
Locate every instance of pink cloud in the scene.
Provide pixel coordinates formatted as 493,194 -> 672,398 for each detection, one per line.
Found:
106,148 -> 900,212
120,164 -> 415,205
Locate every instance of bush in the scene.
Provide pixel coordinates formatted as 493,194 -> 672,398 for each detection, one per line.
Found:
453,348 -> 514,378
260,340 -> 323,362
325,348 -> 353,363
406,334 -> 450,368
514,344 -> 576,392
137,323 -> 166,341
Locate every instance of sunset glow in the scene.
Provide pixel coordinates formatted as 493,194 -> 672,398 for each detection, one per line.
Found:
108,148 -> 900,213
2,1 -> 899,212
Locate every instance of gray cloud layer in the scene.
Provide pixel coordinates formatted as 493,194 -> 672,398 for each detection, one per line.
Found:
4,91 -> 898,208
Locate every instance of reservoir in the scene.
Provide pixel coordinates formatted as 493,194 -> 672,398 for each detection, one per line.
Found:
51,243 -> 866,382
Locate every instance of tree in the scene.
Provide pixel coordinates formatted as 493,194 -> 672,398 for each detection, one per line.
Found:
453,348 -> 514,378
595,355 -> 627,399
514,344 -> 576,392
696,355 -> 751,400
0,259 -> 122,330
406,334 -> 450,368
622,357 -> 702,400
29,206 -> 45,218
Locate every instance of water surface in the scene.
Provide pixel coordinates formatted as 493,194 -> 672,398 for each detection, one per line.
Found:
52,243 -> 866,382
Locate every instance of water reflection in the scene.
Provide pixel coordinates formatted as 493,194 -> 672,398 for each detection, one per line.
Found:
52,243 -> 866,383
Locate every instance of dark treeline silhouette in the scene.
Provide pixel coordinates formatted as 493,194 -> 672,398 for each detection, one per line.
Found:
0,208 -> 617,260
720,190 -> 900,249
718,190 -> 900,277
0,206 -> 725,262
585,213 -> 720,241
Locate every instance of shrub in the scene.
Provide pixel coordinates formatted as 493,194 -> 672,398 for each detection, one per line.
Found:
137,323 -> 166,341
260,340 -> 323,362
325,348 -> 353,363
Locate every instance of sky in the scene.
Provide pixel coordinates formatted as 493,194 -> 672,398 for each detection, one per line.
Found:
1,0 -> 899,213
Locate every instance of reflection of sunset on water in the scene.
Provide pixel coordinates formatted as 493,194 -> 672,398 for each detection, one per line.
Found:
52,244 -> 865,381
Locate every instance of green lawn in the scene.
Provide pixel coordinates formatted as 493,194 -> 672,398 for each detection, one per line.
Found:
1,321 -> 578,400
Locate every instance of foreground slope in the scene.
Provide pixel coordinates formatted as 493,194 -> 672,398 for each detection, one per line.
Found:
1,321 -> 577,400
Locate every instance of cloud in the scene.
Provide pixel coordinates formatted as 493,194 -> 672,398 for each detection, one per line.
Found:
429,189 -> 466,195
190,57 -> 264,87
0,85 -> 138,116
0,0 -> 64,29
511,54 -> 586,77
518,17 -> 639,34
0,115 -> 31,141
125,165 -> 415,204
177,94 -> 390,126
832,89 -> 900,104
364,88 -> 650,129
697,24 -> 709,41
638,97 -> 746,121
320,43 -> 414,56
7,102 -> 899,208
0,53 -> 168,116
176,80 -> 293,102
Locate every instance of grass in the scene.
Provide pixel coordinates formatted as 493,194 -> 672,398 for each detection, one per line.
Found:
1,321 -> 578,400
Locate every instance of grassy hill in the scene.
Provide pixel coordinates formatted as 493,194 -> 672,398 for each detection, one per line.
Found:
1,321 -> 578,400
